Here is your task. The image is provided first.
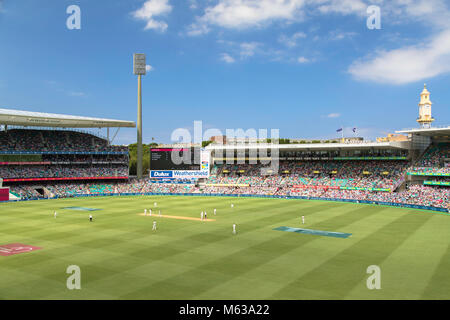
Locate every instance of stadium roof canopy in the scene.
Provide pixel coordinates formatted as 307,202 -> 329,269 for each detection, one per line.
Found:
396,126 -> 450,137
206,141 -> 410,151
0,108 -> 135,128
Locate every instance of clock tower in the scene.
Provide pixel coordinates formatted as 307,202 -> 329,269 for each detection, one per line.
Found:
417,84 -> 434,129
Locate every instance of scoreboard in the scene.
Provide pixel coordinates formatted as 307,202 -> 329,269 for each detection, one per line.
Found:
150,148 -> 210,179
150,148 -> 201,170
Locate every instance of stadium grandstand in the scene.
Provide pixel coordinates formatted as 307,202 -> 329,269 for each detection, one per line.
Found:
0,108 -> 448,213
0,108 -> 134,201
4,126 -> 448,212
199,132 -> 449,211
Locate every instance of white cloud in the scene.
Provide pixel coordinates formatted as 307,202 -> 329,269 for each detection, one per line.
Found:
348,29 -> 450,84
328,30 -> 357,41
278,32 -> 307,47
187,0 -> 306,36
145,65 -> 154,72
133,0 -> 172,32
220,53 -> 235,63
326,113 -> 341,118
326,0 -> 450,84
297,56 -> 310,63
189,0 -> 198,10
316,0 -> 367,16
184,0 -> 450,86
217,40 -> 265,61
240,42 -> 260,58
68,91 -> 86,97
382,0 -> 450,29
186,0 -> 450,36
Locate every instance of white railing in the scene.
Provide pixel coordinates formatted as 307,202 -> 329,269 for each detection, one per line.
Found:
398,125 -> 450,131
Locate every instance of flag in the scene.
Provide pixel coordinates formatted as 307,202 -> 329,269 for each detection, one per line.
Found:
352,127 -> 357,133
336,128 -> 343,132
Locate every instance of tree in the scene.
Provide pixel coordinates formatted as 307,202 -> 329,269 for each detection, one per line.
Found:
128,142 -> 158,176
202,140 -> 213,148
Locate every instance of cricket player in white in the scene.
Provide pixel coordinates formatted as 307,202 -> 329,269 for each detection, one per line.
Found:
231,203 -> 234,208
54,211 -> 57,218
302,215 -> 305,224
204,211 -> 207,220
89,214 -> 93,222
144,209 -> 147,216
201,211 -> 204,221
214,208 -> 216,215
149,209 -> 152,216
232,223 -> 237,234
152,221 -> 157,231
154,202 -> 157,207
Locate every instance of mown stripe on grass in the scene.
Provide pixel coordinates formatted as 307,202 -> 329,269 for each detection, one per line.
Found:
421,242 -> 450,299
270,210 -> 433,299
119,204 -> 382,299
345,213 -> 450,299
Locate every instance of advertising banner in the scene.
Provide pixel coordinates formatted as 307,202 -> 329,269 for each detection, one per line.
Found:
339,186 -> 391,192
0,162 -> 52,165
205,184 -> 250,187
3,176 -> 128,182
408,171 -> 450,177
292,185 -> 339,190
424,181 -> 450,186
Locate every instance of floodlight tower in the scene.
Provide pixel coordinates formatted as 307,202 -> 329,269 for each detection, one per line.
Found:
133,53 -> 146,179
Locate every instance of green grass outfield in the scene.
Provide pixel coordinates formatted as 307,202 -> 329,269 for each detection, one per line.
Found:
0,195 -> 449,300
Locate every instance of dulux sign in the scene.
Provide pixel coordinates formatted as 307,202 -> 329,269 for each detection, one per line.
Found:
150,171 -> 173,178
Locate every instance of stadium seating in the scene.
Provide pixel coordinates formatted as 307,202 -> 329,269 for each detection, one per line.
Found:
0,129 -> 127,152
2,133 -> 448,211
409,143 -> 450,174
0,129 -> 129,181
206,160 -> 407,190
0,165 -> 128,179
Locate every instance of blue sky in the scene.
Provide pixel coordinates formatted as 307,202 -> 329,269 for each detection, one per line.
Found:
0,0 -> 449,144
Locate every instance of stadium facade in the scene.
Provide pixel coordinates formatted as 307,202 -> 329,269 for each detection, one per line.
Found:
0,108 -> 135,200
0,85 -> 448,212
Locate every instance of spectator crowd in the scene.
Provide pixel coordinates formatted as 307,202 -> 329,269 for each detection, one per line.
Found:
0,164 -> 128,179
0,129 -> 127,153
8,178 -> 448,210
3,141 -> 449,211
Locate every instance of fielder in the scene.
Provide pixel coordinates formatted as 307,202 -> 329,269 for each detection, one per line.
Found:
154,202 -> 157,207
231,203 -> 234,209
214,208 -> 216,215
144,209 -> 147,216
149,209 -> 152,216
89,214 -> 93,222
301,215 -> 305,224
204,211 -> 207,220
54,211 -> 57,218
201,211 -> 204,221
152,221 -> 157,231
232,223 -> 237,234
